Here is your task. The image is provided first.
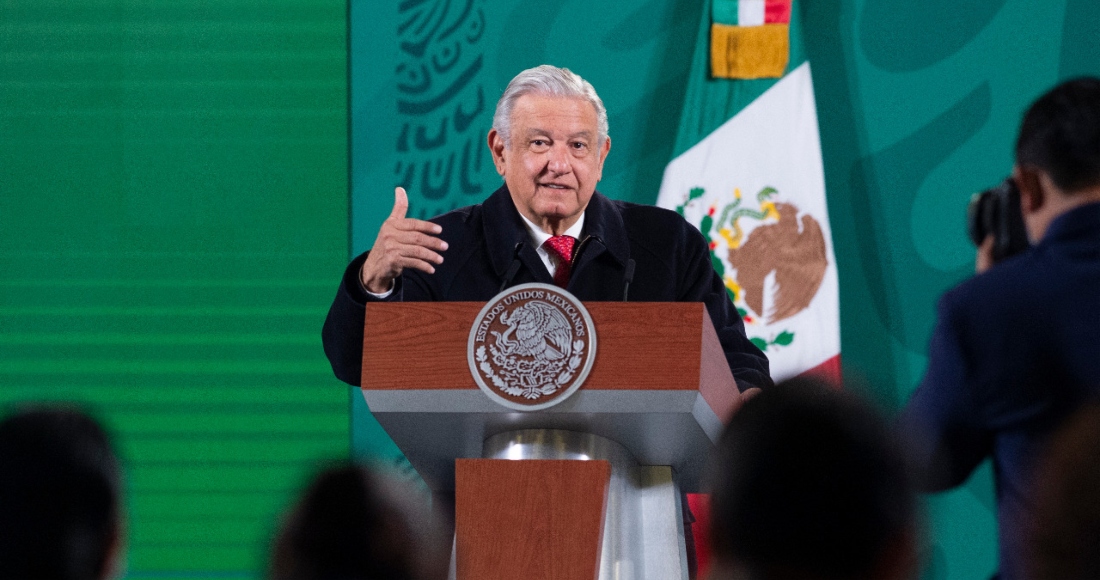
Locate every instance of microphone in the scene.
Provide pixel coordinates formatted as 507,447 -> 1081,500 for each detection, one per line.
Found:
622,259 -> 635,302
499,242 -> 524,292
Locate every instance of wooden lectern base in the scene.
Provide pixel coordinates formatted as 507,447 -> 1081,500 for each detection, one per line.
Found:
455,459 -> 611,580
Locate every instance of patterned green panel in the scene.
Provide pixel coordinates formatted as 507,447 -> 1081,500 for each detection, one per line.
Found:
350,0 -> 705,250
0,1 -> 348,578
806,1 -> 1099,579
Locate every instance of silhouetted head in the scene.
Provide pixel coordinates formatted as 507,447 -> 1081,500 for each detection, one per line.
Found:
270,464 -> 448,580
1016,77 -> 1100,194
1013,77 -> 1100,242
707,378 -> 917,580
0,406 -> 123,580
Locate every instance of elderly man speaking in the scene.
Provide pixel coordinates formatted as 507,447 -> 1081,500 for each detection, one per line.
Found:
322,65 -> 772,394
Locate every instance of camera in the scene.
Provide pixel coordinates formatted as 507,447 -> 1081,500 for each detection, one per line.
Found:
967,177 -> 1029,263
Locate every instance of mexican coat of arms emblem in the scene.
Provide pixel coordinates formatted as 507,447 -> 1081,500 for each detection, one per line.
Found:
467,283 -> 597,411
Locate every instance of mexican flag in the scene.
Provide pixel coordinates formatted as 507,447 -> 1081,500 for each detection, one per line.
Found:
657,0 -> 839,386
662,2 -> 839,572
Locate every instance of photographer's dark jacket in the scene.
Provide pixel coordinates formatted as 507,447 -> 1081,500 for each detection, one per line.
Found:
322,185 -> 772,392
900,201 -> 1100,580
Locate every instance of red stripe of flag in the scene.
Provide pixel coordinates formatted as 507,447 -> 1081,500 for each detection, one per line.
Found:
798,354 -> 843,386
688,493 -> 713,577
764,0 -> 791,24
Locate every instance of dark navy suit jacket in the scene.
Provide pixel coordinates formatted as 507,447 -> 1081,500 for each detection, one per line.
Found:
322,185 -> 772,392
900,202 -> 1100,580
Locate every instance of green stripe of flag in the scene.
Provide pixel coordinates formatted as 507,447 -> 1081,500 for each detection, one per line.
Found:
671,0 -> 807,159
712,0 -> 741,26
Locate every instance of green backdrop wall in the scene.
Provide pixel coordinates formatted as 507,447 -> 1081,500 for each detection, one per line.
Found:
349,1 -> 1100,579
803,1 -> 1097,576
2,0 -> 1098,578
1,1 -> 349,578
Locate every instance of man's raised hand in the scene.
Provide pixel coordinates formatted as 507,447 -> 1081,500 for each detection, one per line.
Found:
360,187 -> 448,293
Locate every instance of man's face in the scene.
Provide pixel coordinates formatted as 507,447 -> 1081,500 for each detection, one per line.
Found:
488,94 -> 611,234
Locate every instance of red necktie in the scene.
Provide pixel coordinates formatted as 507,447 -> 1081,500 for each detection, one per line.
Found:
544,235 -> 576,288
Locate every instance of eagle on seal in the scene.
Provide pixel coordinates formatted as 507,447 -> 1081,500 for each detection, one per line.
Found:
492,301 -> 573,361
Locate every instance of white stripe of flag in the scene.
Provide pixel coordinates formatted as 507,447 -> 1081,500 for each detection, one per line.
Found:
738,0 -> 766,26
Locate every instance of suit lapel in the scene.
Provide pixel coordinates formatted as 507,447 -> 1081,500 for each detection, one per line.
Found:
572,192 -> 628,278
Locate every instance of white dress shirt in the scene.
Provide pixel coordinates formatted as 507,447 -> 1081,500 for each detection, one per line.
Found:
517,211 -> 585,278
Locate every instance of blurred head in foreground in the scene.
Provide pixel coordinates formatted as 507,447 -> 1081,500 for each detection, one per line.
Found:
1027,405 -> 1100,580
270,463 -> 449,580
707,378 -> 917,580
0,406 -> 124,580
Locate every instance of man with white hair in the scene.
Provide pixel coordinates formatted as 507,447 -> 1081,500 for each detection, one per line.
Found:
323,65 -> 771,393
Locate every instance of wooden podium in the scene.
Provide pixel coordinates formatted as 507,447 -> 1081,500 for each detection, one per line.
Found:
361,301 -> 742,580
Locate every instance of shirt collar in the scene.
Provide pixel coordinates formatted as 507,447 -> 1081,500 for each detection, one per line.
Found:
481,185 -> 625,280
517,211 -> 585,248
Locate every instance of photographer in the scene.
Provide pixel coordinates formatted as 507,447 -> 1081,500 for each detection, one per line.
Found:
900,77 -> 1100,580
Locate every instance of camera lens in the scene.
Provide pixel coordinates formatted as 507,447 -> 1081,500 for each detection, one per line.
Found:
967,189 -> 995,248
966,177 -> 1029,264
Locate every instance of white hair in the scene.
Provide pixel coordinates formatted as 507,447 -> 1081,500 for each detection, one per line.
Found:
492,65 -> 609,147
